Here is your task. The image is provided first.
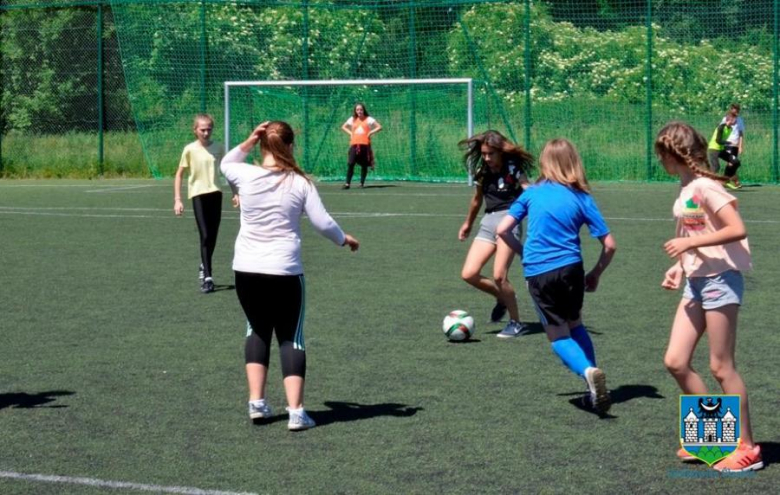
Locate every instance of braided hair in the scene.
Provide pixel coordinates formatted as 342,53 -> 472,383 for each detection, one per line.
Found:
654,121 -> 728,182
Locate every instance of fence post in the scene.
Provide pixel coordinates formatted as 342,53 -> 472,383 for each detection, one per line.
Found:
199,0 -> 207,113
645,0 -> 653,181
0,8 -> 3,175
97,3 -> 104,175
773,0 -> 779,182
523,0 -> 531,149
302,0 -> 310,172
409,0 -> 417,177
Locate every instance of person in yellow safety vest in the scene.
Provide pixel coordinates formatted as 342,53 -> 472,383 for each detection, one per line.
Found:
707,114 -> 742,189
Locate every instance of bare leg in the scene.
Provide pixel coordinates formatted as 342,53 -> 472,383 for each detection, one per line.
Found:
461,239 -> 499,297
664,298 -> 708,394
283,375 -> 305,409
246,363 -> 267,401
706,305 -> 754,447
493,237 -> 520,322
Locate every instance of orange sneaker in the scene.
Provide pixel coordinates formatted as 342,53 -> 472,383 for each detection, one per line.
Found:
713,443 -> 764,472
677,448 -> 699,462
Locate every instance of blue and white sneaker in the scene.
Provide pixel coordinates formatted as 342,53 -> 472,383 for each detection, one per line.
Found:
496,319 -> 530,339
286,407 -> 316,431
248,400 -> 272,420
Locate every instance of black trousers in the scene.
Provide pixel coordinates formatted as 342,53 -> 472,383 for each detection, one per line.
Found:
192,191 -> 222,278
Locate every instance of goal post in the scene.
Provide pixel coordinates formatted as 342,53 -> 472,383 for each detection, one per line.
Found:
223,78 -> 476,182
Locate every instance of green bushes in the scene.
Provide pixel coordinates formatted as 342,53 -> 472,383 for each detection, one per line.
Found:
447,3 -> 775,113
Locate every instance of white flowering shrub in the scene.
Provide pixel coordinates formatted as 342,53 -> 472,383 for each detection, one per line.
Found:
447,4 -> 774,112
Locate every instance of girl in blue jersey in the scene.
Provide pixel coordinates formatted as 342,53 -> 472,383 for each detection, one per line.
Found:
496,138 -> 617,412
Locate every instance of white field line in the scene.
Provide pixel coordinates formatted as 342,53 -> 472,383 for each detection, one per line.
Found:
85,185 -> 157,193
0,470 -> 258,495
1,206 -> 779,224
0,183 -> 163,188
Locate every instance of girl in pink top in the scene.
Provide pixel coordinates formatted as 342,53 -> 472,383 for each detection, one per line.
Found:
655,121 -> 762,472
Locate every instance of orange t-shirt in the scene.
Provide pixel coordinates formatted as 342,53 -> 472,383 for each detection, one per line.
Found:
673,177 -> 752,277
345,116 -> 376,146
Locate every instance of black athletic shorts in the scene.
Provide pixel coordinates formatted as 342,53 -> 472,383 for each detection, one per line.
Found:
526,262 -> 584,327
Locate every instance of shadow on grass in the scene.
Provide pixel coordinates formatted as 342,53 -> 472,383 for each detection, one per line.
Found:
448,338 -> 482,344
213,284 -> 235,293
254,401 -> 423,427
311,401 -> 423,426
759,441 -> 778,468
359,184 -> 398,189
562,384 -> 664,420
0,390 -> 75,410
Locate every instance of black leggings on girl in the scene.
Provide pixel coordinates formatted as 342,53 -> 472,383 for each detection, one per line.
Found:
235,271 -> 306,378
192,191 -> 222,278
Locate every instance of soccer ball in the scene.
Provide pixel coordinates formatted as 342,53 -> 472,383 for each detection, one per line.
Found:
442,310 -> 475,341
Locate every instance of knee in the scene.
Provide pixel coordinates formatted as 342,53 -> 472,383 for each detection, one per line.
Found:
709,359 -> 736,383
664,354 -> 690,376
461,269 -> 480,286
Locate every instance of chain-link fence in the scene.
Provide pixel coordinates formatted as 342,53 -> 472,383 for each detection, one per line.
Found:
1,0 -> 778,182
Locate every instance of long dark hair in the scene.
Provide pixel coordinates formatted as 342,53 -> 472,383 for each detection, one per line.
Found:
458,130 -> 534,180
353,103 -> 370,119
259,121 -> 310,182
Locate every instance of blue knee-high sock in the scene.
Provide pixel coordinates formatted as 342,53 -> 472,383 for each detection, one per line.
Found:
551,337 -> 591,377
570,324 -> 596,367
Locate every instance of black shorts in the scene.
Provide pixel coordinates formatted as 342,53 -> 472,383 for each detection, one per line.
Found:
526,262 -> 584,327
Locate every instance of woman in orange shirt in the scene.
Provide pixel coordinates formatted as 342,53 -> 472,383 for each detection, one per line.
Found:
341,103 -> 382,189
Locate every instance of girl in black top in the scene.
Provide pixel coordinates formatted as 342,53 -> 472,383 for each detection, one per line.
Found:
457,130 -> 534,338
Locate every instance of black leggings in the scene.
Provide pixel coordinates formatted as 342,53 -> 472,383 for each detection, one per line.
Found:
192,191 -> 222,279
235,271 -> 306,378
346,145 -> 371,186
722,146 -> 742,178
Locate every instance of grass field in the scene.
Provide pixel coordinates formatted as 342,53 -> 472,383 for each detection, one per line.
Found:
2,179 -> 779,494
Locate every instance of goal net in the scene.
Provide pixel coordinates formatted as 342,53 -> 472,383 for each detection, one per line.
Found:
225,79 -> 497,182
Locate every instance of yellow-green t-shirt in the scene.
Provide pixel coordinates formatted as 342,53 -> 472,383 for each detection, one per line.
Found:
178,141 -> 225,199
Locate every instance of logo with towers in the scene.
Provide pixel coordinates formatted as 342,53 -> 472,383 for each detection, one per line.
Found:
679,395 -> 741,466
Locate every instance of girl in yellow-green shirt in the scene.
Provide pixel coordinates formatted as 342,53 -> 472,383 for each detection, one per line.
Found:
174,114 -> 227,293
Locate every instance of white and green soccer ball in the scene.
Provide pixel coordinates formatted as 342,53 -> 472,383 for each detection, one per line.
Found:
442,310 -> 475,341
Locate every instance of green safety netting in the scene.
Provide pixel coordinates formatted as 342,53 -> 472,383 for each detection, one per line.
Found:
1,0 -> 778,182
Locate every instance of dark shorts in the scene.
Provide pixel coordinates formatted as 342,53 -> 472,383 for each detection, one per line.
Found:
526,262 -> 584,327
348,145 -> 372,167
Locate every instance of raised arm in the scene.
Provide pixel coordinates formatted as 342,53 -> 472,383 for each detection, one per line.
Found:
368,120 -> 383,137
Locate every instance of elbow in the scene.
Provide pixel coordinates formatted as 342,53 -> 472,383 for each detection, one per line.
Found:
603,234 -> 617,254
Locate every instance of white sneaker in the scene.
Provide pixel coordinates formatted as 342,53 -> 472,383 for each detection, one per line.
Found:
496,320 -> 530,339
248,400 -> 272,419
584,367 -> 611,413
286,407 -> 316,431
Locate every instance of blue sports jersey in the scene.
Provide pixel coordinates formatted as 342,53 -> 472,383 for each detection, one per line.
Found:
508,181 -> 610,277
